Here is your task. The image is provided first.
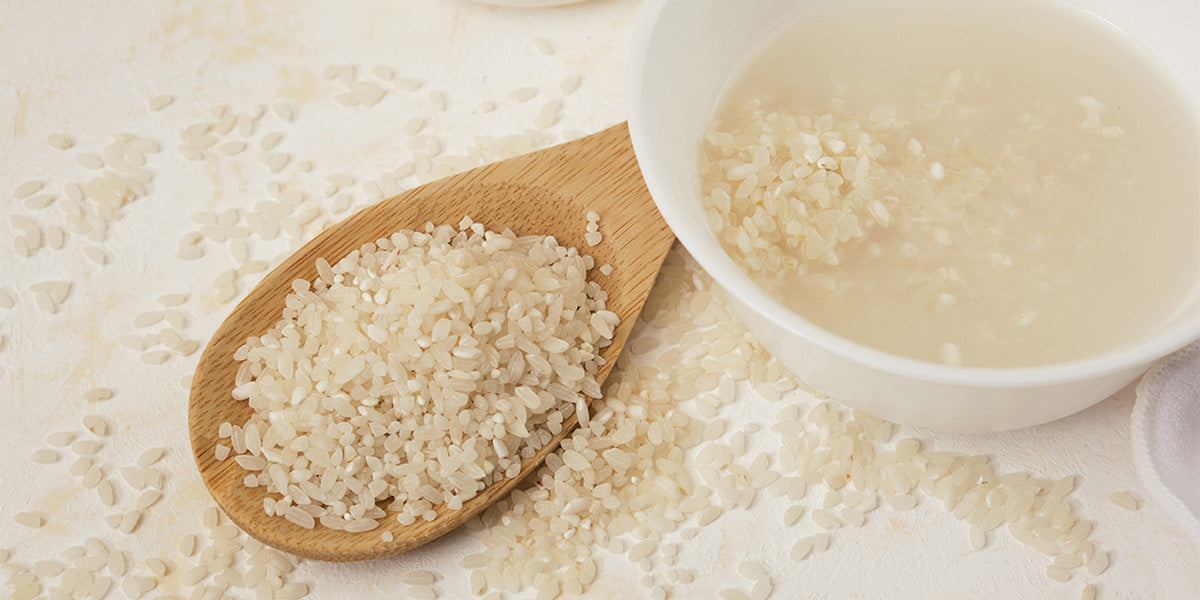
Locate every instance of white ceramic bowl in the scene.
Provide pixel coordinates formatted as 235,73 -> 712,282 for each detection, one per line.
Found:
627,0 -> 1200,431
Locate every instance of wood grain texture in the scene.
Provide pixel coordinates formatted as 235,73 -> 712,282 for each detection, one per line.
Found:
188,123 -> 675,562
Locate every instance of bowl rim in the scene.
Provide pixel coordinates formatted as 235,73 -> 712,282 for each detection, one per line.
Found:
626,0 -> 1200,388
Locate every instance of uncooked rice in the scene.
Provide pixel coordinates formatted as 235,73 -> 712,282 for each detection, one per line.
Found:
72,439 -> 102,455
1,32 -> 1140,600
510,87 -> 537,103
225,218 -> 616,530
149,95 -> 175,111
790,537 -> 815,561
401,570 -> 436,585
560,74 -> 582,95
14,511 -> 44,528
14,180 -> 44,198
1107,490 -> 1138,511
46,431 -> 75,446
83,414 -> 108,435
46,132 -> 74,149
84,387 -> 114,402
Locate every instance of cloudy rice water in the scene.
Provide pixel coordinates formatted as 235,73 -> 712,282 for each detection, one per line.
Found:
700,0 -> 1200,367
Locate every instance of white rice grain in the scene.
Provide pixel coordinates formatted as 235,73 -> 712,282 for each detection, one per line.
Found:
149,95 -> 175,111
14,180 -> 44,198
47,431 -> 75,446
83,246 -> 108,265
560,74 -> 582,95
273,102 -> 297,122
1046,565 -> 1071,583
72,440 -> 102,455
510,87 -> 537,103
401,571 -> 436,585
1108,490 -> 1138,511
968,525 -> 986,550
83,414 -> 108,436
47,133 -> 75,150
811,509 -> 841,529
97,480 -> 116,506
118,510 -> 142,533
1087,550 -> 1109,575
77,153 -> 105,169
84,387 -> 114,402
135,490 -> 162,510
14,511 -> 44,528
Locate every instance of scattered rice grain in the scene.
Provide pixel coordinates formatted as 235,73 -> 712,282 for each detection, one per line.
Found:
149,95 -> 175,111
1108,490 -> 1138,511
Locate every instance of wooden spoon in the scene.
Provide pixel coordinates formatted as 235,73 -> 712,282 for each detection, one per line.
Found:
188,123 -> 675,561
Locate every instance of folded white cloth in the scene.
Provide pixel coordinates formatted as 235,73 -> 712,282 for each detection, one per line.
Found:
1132,341 -> 1200,547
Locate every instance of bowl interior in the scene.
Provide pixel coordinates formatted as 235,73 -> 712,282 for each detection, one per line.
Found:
628,0 -> 1200,386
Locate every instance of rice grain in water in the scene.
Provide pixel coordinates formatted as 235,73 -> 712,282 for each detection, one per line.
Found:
700,0 -> 1199,366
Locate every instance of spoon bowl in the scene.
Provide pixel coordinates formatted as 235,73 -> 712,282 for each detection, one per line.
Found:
188,123 -> 674,561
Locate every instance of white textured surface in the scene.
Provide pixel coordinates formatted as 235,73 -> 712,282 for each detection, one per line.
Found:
0,1 -> 1197,598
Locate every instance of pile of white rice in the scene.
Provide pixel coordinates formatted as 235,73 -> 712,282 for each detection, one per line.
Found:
221,217 -> 618,531
698,99 -> 897,278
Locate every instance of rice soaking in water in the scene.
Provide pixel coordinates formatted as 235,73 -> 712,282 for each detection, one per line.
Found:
699,0 -> 1200,367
